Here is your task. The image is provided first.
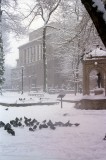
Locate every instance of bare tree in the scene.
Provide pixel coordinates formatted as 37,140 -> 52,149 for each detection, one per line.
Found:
24,0 -> 61,92
48,0 -> 104,93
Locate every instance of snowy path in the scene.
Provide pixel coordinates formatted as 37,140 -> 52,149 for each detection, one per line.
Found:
0,102 -> 106,160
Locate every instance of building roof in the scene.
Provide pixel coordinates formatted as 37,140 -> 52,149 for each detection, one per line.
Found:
18,22 -> 59,49
89,48 -> 106,57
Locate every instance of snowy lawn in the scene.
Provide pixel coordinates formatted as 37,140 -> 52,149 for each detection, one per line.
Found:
0,92 -> 106,160
0,92 -> 58,104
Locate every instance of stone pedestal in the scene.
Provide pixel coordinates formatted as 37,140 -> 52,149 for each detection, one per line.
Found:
94,88 -> 104,95
75,98 -> 106,110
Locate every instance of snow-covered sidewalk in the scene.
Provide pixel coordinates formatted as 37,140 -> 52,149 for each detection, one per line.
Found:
0,92 -> 106,160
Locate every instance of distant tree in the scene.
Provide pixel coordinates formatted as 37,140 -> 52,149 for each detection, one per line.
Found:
0,0 -> 5,93
24,0 -> 61,92
49,0 -> 104,93
0,0 -> 26,93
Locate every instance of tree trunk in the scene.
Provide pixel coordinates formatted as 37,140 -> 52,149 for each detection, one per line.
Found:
42,26 -> 48,92
81,0 -> 106,47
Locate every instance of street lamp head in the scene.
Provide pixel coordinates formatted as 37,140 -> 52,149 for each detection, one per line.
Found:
21,66 -> 24,69
94,62 -> 98,65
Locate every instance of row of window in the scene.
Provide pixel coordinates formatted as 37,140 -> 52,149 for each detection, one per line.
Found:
20,44 -> 43,65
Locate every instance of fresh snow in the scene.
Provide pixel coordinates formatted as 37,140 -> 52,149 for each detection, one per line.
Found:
82,94 -> 106,99
89,48 -> 106,57
92,0 -> 106,22
0,92 -> 106,160
0,92 -> 58,104
83,48 -> 106,60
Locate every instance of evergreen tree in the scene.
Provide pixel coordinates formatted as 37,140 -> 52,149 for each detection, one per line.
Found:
0,0 -> 26,93
0,0 -> 5,93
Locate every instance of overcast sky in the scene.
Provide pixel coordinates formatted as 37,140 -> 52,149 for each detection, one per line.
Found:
5,0 -> 44,67
5,36 -> 28,67
5,19 -> 44,67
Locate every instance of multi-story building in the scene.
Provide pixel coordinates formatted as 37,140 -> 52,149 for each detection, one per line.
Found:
11,25 -> 65,92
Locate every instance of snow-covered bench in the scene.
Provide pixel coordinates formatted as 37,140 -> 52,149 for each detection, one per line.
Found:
29,92 -> 44,97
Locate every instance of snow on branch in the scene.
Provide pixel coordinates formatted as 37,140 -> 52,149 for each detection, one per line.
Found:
92,0 -> 106,22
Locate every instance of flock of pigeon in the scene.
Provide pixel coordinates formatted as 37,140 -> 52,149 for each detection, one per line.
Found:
0,116 -> 80,136
1,108 -> 106,140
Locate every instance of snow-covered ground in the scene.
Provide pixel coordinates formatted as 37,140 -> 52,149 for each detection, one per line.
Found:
0,92 -> 106,160
0,92 -> 58,104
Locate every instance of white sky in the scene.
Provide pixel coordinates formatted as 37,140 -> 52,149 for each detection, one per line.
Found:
5,19 -> 43,67
5,36 -> 28,67
5,0 -> 44,67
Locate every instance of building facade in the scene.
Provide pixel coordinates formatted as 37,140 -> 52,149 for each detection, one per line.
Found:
11,26 -> 64,92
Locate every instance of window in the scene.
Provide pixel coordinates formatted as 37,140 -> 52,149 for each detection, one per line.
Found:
36,45 -> 38,61
29,47 -> 31,63
27,48 -> 29,63
33,46 -> 36,62
26,49 -> 28,64
22,51 -> 24,65
30,47 -> 33,62
38,45 -> 41,60
41,44 -> 43,59
24,49 -> 26,64
38,44 -> 43,60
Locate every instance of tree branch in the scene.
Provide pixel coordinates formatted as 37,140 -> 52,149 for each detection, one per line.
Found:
46,0 -> 61,24
81,0 -> 106,47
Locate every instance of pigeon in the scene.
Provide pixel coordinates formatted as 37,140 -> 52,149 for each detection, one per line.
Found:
29,127 -> 34,131
103,134 -> 106,140
50,125 -> 56,130
33,125 -> 37,130
68,123 -> 73,127
39,124 -> 43,129
54,121 -> 64,127
7,128 -> 15,136
39,124 -> 48,129
10,120 -> 16,125
4,123 -> 11,130
42,120 -> 46,123
18,122 -> 22,127
36,122 -> 40,125
15,117 -> 19,122
63,121 -> 70,127
0,121 -> 5,128
20,117 -> 22,121
74,123 -> 80,127
63,113 -> 69,116
47,120 -> 54,126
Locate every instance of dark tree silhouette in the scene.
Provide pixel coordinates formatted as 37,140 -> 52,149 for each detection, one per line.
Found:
81,0 -> 106,47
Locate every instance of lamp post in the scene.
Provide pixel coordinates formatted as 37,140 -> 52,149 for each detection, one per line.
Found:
74,69 -> 79,95
21,66 -> 24,94
29,75 -> 32,92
